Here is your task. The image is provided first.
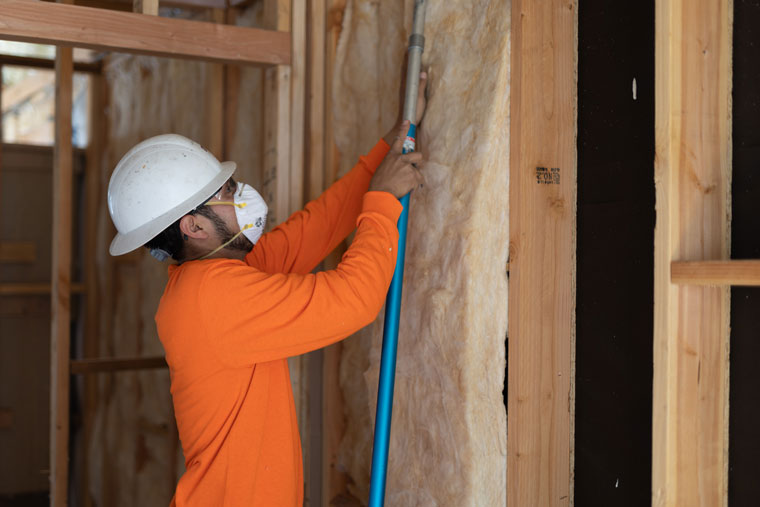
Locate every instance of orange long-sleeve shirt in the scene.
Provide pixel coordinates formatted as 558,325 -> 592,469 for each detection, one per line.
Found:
155,140 -> 399,506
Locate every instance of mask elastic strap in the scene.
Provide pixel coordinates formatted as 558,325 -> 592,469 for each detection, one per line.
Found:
205,201 -> 248,209
196,223 -> 254,261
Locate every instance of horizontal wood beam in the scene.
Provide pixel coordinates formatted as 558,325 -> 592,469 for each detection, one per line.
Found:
75,0 -> 227,10
671,261 -> 760,286
70,356 -> 167,374
0,282 -> 85,295
0,241 -> 36,263
0,54 -> 102,73
0,0 -> 291,66
228,0 -> 256,7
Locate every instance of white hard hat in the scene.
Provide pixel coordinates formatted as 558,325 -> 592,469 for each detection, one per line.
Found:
107,134 -> 236,256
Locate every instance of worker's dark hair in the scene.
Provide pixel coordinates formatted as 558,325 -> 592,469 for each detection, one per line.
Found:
144,216 -> 186,261
143,204 -> 218,261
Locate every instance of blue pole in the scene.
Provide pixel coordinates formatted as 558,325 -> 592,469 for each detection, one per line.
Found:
368,151 -> 412,507
368,2 -> 426,504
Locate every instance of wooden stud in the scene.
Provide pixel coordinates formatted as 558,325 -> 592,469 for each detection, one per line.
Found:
306,0 -> 324,203
81,71 -> 105,507
272,20 -> 292,225
291,0 -> 306,209
133,0 -> 159,15
0,0 -> 290,66
51,35 -> 74,507
303,4 -> 325,503
508,1 -> 577,506
261,70 -> 291,223
653,1 -> 732,505
70,356 -> 168,374
323,2 -> 347,503
261,0 -> 292,227
223,7 -> 240,161
0,62 -> 3,234
324,0 -> 343,187
0,241 -> 36,263
207,7 -> 225,160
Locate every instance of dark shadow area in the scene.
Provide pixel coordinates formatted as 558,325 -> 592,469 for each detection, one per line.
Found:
729,1 -> 760,504
0,492 -> 48,507
575,2 -> 655,505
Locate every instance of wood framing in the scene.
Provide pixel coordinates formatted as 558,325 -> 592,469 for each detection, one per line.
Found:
652,1 -> 732,505
81,70 -> 105,507
70,356 -> 167,374
306,0 -> 325,202
76,0 -> 227,10
263,0 -> 292,225
0,0 -> 290,66
322,2 -> 347,503
132,0 -> 159,15
302,2 -> 324,501
0,283 -> 85,295
51,42 -> 74,507
508,1 -> 577,505
0,54 -> 101,73
207,8 -> 225,159
0,241 -> 36,263
291,0 -> 306,210
671,261 -> 760,286
222,7 -> 240,161
0,62 -> 3,222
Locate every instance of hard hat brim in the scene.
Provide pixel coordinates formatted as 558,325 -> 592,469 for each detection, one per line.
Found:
109,161 -> 237,256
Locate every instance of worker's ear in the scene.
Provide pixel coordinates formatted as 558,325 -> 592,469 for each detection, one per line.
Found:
179,214 -> 210,240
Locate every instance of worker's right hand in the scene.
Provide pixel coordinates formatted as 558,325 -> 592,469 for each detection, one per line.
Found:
369,121 -> 424,199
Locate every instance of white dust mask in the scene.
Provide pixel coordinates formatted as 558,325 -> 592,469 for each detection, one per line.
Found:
229,181 -> 268,244
198,181 -> 268,260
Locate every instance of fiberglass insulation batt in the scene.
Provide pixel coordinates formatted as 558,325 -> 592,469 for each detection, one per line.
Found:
333,1 -> 509,505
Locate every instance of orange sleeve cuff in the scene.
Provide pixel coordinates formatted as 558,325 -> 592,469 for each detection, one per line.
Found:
360,191 -> 403,225
359,139 -> 392,176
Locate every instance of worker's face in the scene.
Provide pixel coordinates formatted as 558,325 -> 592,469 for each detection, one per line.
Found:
196,177 -> 254,253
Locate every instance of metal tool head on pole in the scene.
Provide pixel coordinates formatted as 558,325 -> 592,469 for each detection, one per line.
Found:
402,0 -> 427,154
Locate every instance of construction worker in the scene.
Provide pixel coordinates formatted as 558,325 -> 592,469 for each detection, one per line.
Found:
106,74 -> 427,505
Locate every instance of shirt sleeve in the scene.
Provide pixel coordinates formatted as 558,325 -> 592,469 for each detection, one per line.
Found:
246,139 -> 391,275
200,192 -> 402,367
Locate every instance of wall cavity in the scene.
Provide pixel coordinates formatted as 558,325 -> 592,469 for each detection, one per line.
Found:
333,1 -> 509,504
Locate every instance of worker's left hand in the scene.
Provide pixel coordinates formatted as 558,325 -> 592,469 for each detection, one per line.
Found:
372,121 -> 425,198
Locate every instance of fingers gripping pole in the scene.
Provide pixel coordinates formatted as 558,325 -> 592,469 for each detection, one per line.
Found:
368,1 -> 426,506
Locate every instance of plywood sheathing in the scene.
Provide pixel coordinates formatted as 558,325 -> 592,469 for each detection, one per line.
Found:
87,6 -> 268,505
334,1 -> 509,504
652,0 -> 732,505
